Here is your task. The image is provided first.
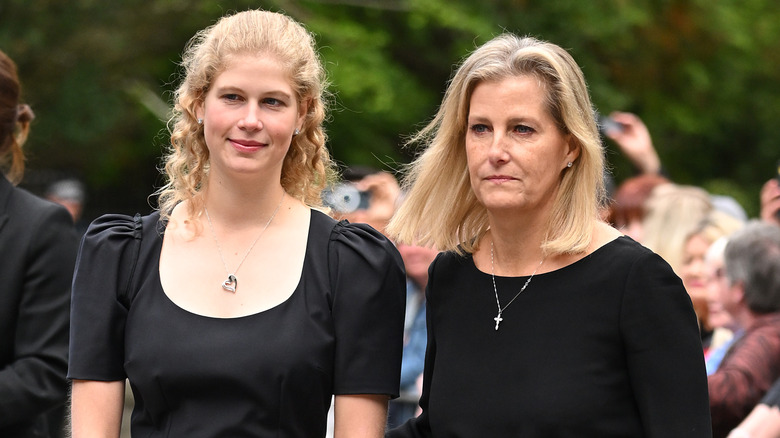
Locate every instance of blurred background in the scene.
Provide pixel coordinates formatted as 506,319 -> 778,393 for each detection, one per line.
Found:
1,0 -> 778,222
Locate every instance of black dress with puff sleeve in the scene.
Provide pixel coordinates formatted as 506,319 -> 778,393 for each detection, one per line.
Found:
69,209 -> 406,437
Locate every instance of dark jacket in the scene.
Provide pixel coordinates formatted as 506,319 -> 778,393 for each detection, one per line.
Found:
0,175 -> 79,437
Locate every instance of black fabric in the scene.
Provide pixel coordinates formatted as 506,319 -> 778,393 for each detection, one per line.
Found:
761,376 -> 780,408
388,236 -> 711,438
0,175 -> 78,437
69,209 -> 405,437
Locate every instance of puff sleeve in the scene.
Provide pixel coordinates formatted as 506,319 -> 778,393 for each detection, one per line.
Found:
329,221 -> 406,398
68,214 -> 142,381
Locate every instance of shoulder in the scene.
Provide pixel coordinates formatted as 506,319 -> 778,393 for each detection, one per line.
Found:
746,314 -> 780,338
80,211 -> 160,259
3,184 -> 72,224
430,249 -> 469,273
329,216 -> 398,256
84,211 -> 158,241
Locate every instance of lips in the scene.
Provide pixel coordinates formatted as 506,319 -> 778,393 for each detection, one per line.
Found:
229,138 -> 266,152
486,175 -> 516,183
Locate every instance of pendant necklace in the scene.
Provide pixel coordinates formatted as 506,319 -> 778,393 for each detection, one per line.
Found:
490,240 -> 545,330
204,192 -> 285,293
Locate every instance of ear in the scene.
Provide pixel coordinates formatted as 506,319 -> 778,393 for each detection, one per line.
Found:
730,280 -> 746,305
563,134 -> 581,168
296,98 -> 310,131
195,99 -> 205,122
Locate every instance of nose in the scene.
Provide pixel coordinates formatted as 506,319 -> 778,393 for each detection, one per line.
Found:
237,106 -> 263,131
487,132 -> 509,165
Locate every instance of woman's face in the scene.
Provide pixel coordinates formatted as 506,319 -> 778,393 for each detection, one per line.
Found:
706,257 -> 735,330
465,75 -> 577,216
681,234 -> 711,304
197,53 -> 306,183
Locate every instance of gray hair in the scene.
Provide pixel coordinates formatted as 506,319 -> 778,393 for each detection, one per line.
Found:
724,221 -> 780,314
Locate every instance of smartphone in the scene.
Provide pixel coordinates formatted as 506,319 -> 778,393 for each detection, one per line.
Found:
322,183 -> 371,213
598,115 -> 625,135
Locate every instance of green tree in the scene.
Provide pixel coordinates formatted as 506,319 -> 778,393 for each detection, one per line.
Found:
1,0 -> 778,218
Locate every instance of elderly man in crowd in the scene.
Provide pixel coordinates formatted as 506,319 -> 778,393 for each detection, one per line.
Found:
708,221 -> 780,438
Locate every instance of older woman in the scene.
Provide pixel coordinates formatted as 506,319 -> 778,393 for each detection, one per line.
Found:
386,34 -> 711,437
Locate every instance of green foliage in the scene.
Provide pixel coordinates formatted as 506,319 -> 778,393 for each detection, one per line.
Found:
1,0 -> 778,218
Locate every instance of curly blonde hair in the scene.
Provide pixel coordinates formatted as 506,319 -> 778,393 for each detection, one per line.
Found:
157,9 -> 333,221
0,49 -> 34,185
387,34 -> 605,256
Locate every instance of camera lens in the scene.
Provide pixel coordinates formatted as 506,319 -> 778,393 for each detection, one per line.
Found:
322,183 -> 362,213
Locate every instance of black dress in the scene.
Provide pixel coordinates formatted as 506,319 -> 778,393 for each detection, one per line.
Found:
69,209 -> 406,437
387,236 -> 712,438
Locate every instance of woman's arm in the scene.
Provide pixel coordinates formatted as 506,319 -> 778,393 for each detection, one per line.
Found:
333,394 -> 388,438
70,380 -> 125,438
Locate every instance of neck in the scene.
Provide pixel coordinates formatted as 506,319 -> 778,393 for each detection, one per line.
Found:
487,211 -> 548,276
202,176 -> 287,228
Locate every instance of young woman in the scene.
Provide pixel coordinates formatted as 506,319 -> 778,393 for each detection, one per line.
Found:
69,10 -> 405,438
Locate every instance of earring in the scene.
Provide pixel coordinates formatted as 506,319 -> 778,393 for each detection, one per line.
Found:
294,128 -> 300,136
197,118 -> 203,125
567,162 -> 573,168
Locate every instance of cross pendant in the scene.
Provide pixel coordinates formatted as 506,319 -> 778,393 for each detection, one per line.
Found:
494,312 -> 503,331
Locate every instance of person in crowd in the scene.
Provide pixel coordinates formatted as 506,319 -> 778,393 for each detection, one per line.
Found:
704,236 -> 740,375
45,177 -> 88,234
601,110 -> 662,175
681,210 -> 745,352
760,177 -> 780,227
385,34 -> 711,437
0,49 -> 79,437
326,166 -> 401,236
605,173 -> 669,241
641,182 -> 713,274
387,242 -> 437,429
68,10 -> 405,438
708,221 -> 780,438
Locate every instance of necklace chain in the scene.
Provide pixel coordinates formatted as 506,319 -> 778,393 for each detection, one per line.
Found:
204,192 -> 285,293
490,240 -> 544,331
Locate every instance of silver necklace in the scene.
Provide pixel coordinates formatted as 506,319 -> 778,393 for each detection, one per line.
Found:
490,240 -> 545,330
204,192 -> 285,293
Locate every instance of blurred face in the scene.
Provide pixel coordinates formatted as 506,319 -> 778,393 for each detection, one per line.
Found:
397,243 -> 438,288
706,259 -> 736,330
465,75 -> 577,216
621,219 -> 644,243
681,234 -> 711,305
197,53 -> 306,181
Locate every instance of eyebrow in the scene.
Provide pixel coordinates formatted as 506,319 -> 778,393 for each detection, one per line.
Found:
214,86 -> 294,101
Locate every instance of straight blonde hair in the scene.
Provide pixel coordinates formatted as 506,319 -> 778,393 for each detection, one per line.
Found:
387,34 -> 605,256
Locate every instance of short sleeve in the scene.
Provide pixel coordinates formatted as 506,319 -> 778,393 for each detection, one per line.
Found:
67,214 -> 143,381
329,222 -> 406,398
620,250 -> 712,437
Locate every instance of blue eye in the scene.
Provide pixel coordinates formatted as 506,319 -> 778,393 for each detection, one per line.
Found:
514,125 -> 534,134
263,98 -> 282,107
470,124 -> 489,134
222,94 -> 241,101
